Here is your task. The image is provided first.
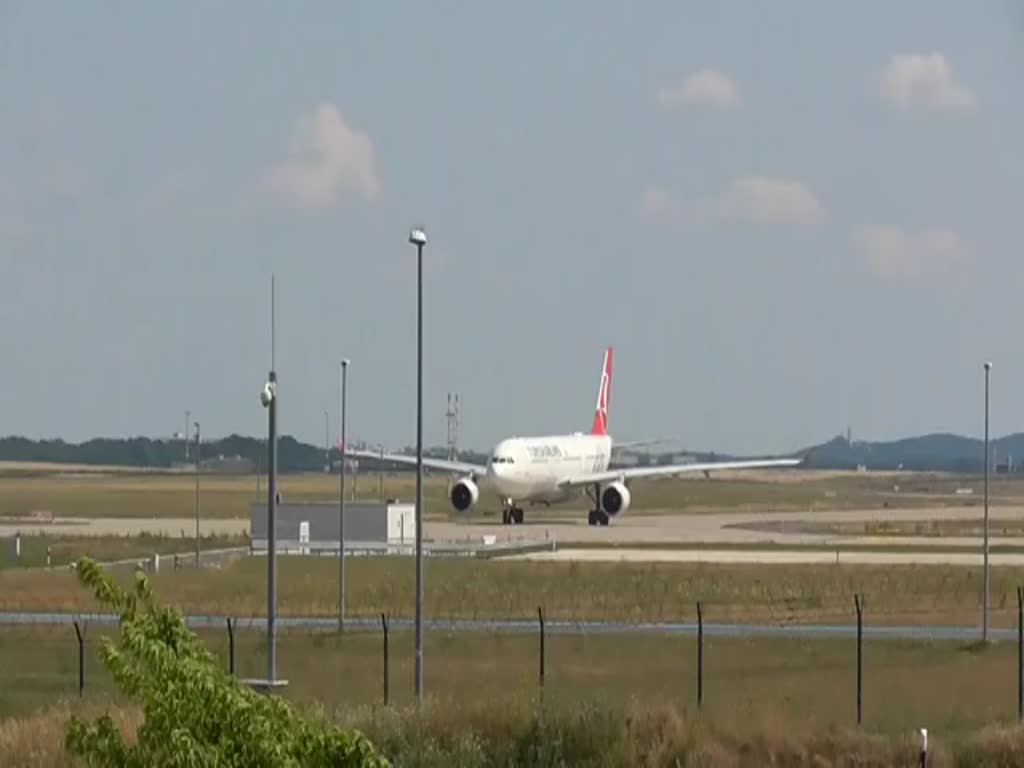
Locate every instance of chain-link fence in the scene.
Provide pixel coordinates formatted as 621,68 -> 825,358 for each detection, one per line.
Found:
4,593 -> 1024,737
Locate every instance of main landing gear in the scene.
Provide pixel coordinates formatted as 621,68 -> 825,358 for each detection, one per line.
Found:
502,501 -> 524,525
586,483 -> 609,527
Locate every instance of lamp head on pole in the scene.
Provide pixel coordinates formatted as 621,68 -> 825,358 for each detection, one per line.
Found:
260,380 -> 276,408
409,227 -> 427,247
984,361 -> 992,372
342,358 -> 350,369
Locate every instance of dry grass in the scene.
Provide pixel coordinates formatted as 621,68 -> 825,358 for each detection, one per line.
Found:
4,629 -> 1024,766
0,698 -> 138,768
3,555 -> 1024,628
0,473 -> 452,520
2,469 -> 1022,523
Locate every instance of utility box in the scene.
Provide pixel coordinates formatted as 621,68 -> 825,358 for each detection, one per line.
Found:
249,500 -> 416,554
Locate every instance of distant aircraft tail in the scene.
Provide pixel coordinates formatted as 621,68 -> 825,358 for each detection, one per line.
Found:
591,346 -> 613,436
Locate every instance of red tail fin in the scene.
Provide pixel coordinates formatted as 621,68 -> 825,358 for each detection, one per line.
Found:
591,346 -> 613,436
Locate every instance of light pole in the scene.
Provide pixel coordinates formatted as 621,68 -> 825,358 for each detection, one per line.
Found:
259,274 -> 280,686
194,421 -> 201,565
984,360 -> 992,642
339,358 -> 349,631
324,409 -> 329,471
261,372 -> 278,682
410,225 -> 427,705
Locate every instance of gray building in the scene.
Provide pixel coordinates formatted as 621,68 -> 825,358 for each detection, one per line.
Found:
249,500 -> 416,554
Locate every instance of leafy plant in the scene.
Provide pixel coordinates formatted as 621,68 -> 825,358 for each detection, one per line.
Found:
64,557 -> 388,767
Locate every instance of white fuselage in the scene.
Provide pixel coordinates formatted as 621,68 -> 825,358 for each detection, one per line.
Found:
482,433 -> 613,504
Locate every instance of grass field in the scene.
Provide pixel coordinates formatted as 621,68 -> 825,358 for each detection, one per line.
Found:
0,533 -> 248,570
2,624 -> 1024,765
1,623 -> 1022,732
0,468 -> 1021,522
3,555 -> 1024,628
5,701 -> 1022,768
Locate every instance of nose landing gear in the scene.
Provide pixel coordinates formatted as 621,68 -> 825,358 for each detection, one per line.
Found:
501,498 -> 524,525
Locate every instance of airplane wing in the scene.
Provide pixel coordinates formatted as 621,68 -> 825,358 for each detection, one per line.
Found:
612,438 -> 671,450
557,456 -> 804,488
346,448 -> 486,477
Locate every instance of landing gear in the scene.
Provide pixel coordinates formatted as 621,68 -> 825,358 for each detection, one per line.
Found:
502,503 -> 524,525
586,483 -> 609,526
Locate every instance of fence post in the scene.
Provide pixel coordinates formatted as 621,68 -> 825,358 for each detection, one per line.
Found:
73,621 -> 85,697
381,612 -> 389,706
538,606 -> 546,704
226,618 -> 235,675
855,593 -> 864,726
697,600 -> 704,711
919,728 -> 928,767
1018,587 -> 1022,722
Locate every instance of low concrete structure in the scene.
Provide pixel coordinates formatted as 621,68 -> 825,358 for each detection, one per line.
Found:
249,500 -> 415,554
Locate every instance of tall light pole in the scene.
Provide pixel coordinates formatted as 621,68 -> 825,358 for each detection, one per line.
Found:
984,360 -> 992,642
323,409 -> 329,471
259,274 -> 280,686
194,421 -> 201,565
410,225 -> 427,705
338,358 -> 349,631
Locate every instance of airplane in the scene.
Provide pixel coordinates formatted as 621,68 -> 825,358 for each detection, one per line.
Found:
349,346 -> 804,526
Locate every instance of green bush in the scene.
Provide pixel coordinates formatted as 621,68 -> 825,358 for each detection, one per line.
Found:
64,557 -> 387,767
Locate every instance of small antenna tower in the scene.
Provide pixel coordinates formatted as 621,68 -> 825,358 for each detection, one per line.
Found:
446,392 -> 460,461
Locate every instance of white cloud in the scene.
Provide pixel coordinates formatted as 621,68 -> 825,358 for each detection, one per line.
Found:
701,176 -> 823,227
657,70 -> 739,110
265,103 -> 380,210
858,226 -> 973,279
879,53 -> 976,112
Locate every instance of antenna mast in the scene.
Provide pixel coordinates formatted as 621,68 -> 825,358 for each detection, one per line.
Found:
446,392 -> 460,461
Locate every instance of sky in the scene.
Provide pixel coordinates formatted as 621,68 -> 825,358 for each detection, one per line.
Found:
1,2 -> 1022,455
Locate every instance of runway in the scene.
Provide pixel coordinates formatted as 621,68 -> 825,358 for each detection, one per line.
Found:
507,547 -> 1024,566
4,505 -> 1024,566
429,504 -> 1024,547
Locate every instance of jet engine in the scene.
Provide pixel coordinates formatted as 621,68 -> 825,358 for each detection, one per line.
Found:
449,477 -> 480,512
600,481 -> 631,516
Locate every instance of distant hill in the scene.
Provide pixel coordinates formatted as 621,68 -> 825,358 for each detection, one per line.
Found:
800,432 -> 1024,473
0,431 -> 1020,474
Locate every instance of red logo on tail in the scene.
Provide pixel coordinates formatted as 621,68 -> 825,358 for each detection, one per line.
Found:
591,346 -> 613,436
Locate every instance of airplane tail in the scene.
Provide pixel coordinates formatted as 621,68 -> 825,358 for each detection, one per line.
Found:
591,346 -> 613,436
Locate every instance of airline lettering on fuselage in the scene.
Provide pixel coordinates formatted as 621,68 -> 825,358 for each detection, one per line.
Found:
527,444 -> 564,460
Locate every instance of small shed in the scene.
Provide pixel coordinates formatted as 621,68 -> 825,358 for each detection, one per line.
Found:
249,500 -> 416,554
